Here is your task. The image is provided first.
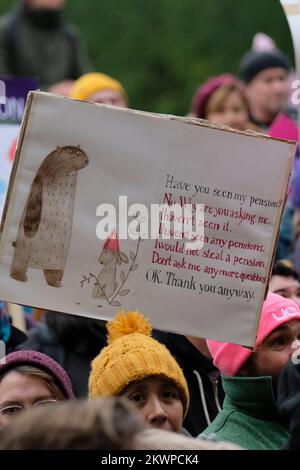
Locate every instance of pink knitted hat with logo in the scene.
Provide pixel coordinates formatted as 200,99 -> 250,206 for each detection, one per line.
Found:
207,293 -> 300,376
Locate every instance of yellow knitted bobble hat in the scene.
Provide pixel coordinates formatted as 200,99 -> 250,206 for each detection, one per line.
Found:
70,72 -> 128,103
89,311 -> 189,417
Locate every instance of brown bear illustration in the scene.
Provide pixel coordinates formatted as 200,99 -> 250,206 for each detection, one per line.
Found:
10,145 -> 89,287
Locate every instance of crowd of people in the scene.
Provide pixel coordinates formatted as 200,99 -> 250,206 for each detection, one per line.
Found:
1,0 -> 300,451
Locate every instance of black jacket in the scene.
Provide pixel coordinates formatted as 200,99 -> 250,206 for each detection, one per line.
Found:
153,330 -> 224,437
277,361 -> 300,450
6,325 -> 27,354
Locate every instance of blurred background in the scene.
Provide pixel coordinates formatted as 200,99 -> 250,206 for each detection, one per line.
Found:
0,0 -> 294,115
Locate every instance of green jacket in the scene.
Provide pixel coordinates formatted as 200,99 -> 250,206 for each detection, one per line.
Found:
201,375 -> 289,450
0,4 -> 91,89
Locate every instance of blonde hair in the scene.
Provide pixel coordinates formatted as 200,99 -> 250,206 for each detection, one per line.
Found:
9,365 -> 66,400
205,84 -> 249,118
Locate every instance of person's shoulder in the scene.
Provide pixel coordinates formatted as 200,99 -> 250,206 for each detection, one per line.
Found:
202,405 -> 260,437
201,409 -> 231,437
201,409 -> 257,449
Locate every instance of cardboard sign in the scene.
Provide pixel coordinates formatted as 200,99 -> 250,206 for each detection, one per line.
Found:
0,92 -> 296,345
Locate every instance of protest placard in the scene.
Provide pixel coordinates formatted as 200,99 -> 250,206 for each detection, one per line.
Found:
0,92 -> 296,345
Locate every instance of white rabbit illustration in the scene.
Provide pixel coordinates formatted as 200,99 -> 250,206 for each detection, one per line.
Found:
92,231 -> 128,299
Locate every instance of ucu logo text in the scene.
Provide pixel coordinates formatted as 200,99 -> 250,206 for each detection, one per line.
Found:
272,306 -> 300,321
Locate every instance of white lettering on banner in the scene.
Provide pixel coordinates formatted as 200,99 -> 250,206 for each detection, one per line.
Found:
0,80 -> 6,105
0,97 -> 24,121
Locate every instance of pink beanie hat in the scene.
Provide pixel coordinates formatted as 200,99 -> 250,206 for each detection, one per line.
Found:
207,293 -> 300,376
0,350 -> 74,399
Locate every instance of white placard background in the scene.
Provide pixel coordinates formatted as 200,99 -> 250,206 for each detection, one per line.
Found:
0,93 -> 295,345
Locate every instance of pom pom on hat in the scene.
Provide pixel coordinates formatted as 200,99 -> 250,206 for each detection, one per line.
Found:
107,311 -> 152,344
89,310 -> 190,416
252,33 -> 277,53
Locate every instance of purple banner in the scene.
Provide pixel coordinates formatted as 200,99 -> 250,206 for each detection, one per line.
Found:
0,76 -> 38,124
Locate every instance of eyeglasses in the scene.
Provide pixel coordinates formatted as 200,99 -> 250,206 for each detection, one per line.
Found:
0,399 -> 58,418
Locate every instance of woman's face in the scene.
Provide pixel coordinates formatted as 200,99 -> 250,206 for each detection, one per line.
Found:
87,90 -> 127,108
250,319 -> 300,383
0,371 -> 58,427
206,90 -> 249,130
27,0 -> 65,10
120,376 -> 183,433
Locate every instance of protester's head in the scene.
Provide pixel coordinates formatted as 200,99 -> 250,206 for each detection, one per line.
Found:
191,74 -> 250,130
70,73 -> 128,107
89,311 -> 189,433
0,396 -> 242,450
269,260 -> 300,307
48,80 -> 75,97
0,350 -> 74,427
239,49 -> 290,126
0,397 -> 143,450
25,0 -> 65,10
207,293 -> 300,383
